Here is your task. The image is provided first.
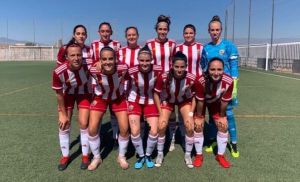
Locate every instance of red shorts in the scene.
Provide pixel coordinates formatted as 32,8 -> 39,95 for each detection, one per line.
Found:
127,102 -> 159,118
58,94 -> 91,111
161,99 -> 192,112
90,96 -> 128,113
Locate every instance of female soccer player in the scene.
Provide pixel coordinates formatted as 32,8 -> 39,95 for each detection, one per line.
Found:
87,46 -> 130,170
127,45 -> 162,169
118,26 -> 140,68
154,51 -> 196,168
146,15 -> 177,151
175,24 -> 204,152
52,43 -> 91,171
57,25 -> 93,68
195,57 -> 234,168
201,15 -> 240,157
91,22 -> 121,144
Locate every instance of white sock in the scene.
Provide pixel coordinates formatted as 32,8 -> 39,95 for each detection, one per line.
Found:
59,128 -> 70,157
217,131 -> 228,155
111,114 -> 119,140
118,135 -> 129,157
194,131 -> 204,155
185,135 -> 194,155
146,134 -> 158,156
88,134 -> 100,158
157,136 -> 165,154
131,134 -> 144,157
80,128 -> 89,156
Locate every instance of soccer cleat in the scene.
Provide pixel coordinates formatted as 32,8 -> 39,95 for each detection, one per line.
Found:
134,156 -> 145,169
184,154 -> 194,169
230,142 -> 240,158
87,157 -> 102,171
117,156 -> 129,170
205,140 -> 217,153
154,153 -> 164,167
145,156 -> 154,168
215,155 -> 230,168
193,154 -> 203,168
58,156 -> 70,171
169,137 -> 176,152
80,155 -> 90,170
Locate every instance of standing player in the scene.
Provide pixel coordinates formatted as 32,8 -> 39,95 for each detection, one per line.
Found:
146,15 -> 177,151
87,46 -> 130,170
57,25 -> 93,68
127,45 -> 162,169
175,24 -> 204,152
91,22 -> 121,146
201,15 -> 240,158
52,43 -> 91,171
154,51 -> 196,168
195,57 -> 234,168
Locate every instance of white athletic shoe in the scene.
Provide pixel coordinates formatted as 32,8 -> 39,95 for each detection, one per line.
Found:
169,138 -> 176,152
117,156 -> 129,170
155,153 -> 164,167
184,154 -> 194,169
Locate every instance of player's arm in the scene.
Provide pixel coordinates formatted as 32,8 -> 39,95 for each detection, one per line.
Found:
228,43 -> 239,99
56,90 -> 70,130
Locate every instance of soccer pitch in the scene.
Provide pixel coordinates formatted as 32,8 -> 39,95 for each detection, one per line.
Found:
0,61 -> 299,182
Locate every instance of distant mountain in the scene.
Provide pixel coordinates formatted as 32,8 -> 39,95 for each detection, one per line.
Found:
0,37 -> 31,45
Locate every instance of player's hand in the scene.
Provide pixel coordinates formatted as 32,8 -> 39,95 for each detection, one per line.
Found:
232,78 -> 238,99
95,61 -> 102,71
58,114 -> 70,130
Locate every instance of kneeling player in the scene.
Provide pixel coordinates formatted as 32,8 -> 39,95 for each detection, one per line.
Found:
52,43 -> 91,171
195,57 -> 233,168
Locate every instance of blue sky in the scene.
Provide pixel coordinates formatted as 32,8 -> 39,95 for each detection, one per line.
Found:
0,0 -> 298,45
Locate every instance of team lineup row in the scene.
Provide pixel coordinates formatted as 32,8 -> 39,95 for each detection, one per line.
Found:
52,14 -> 239,171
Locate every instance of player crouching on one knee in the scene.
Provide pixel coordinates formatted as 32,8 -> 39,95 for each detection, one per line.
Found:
153,51 -> 196,168
195,57 -> 233,168
87,46 -> 131,170
52,43 -> 92,171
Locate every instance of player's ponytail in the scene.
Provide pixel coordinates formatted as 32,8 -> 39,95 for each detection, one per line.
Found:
208,15 -> 222,30
155,15 -> 171,31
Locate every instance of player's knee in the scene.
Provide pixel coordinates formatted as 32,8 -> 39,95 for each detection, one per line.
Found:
216,122 -> 228,133
88,128 -> 98,137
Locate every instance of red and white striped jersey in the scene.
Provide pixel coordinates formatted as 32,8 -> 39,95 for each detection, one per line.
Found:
118,45 -> 141,68
90,63 -> 130,101
146,38 -> 176,72
195,73 -> 233,103
56,45 -> 93,69
91,39 -> 121,63
154,72 -> 196,104
176,42 -> 203,77
128,65 -> 162,104
52,62 -> 92,94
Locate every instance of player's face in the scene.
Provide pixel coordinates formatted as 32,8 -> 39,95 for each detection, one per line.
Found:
172,60 -> 187,79
73,27 -> 87,46
208,60 -> 224,82
99,24 -> 112,43
67,47 -> 82,70
183,27 -> 195,44
156,22 -> 169,41
100,50 -> 115,74
209,22 -> 222,42
138,53 -> 152,72
126,28 -> 138,46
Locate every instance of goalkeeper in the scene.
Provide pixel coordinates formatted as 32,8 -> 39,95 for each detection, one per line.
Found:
200,15 -> 240,158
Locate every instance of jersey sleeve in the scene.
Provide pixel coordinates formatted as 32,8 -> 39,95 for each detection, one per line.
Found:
52,71 -> 63,90
221,82 -> 233,102
154,74 -> 164,93
227,43 -> 239,78
194,78 -> 205,101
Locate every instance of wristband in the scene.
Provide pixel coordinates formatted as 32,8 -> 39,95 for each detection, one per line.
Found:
188,112 -> 194,117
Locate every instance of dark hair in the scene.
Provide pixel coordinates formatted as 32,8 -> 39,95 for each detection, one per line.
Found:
183,24 -> 196,33
65,42 -> 82,55
125,26 -> 139,37
167,51 -> 187,85
155,15 -> 171,30
208,15 -> 222,30
204,57 -> 224,94
138,45 -> 152,57
98,22 -> 113,35
100,46 -> 116,60
67,24 -> 87,45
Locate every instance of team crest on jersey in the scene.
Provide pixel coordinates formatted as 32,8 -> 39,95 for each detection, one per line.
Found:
219,49 -> 225,55
128,104 -> 134,111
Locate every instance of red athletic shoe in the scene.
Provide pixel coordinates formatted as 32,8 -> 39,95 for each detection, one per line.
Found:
215,155 -> 230,168
80,155 -> 90,170
58,156 -> 70,171
193,154 -> 203,167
